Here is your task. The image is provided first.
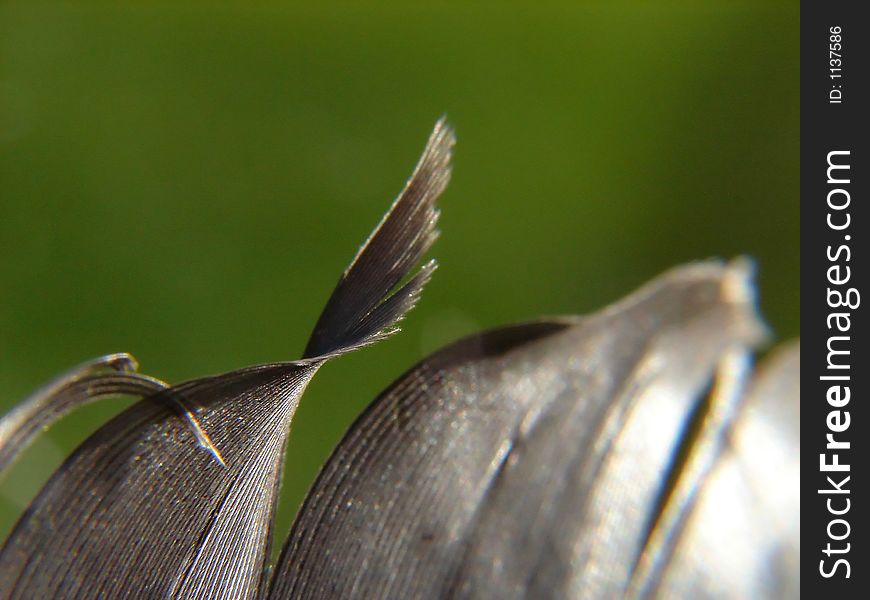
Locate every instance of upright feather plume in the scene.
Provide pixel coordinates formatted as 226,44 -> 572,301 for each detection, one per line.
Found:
304,118 -> 452,358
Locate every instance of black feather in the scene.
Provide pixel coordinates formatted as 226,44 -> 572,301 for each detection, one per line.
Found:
0,120 -> 453,599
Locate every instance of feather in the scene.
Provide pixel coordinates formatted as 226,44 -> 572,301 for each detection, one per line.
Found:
0,119 -> 453,599
268,259 -> 776,599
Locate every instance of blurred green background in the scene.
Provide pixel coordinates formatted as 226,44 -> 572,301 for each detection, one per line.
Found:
0,1 -> 798,548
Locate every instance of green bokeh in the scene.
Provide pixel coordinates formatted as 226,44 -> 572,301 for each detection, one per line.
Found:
0,1 -> 798,549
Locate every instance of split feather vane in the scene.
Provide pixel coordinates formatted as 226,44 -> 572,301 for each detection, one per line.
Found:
268,259 -> 798,599
0,120 -> 453,600
304,118 -> 453,359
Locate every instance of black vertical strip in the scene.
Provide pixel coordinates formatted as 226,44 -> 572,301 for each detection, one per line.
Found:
803,0 -> 867,595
